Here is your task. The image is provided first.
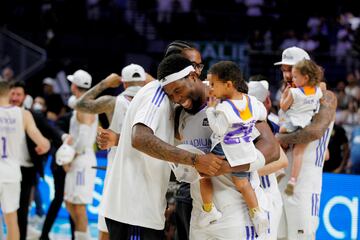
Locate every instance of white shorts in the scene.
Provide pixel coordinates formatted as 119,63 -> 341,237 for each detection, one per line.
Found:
0,181 -> 20,213
97,214 -> 108,232
278,191 -> 320,240
64,153 -> 96,204
190,204 -> 270,240
268,195 -> 282,240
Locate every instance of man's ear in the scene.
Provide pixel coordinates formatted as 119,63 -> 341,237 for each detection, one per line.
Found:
189,71 -> 197,82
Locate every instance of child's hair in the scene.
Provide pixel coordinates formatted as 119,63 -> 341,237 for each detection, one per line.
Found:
208,61 -> 248,93
293,59 -> 324,87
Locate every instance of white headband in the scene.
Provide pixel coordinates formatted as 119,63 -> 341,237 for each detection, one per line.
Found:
160,65 -> 195,87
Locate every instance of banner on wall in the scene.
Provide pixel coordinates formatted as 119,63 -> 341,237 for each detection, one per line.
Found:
37,155 -> 359,239
317,173 -> 359,240
192,41 -> 249,79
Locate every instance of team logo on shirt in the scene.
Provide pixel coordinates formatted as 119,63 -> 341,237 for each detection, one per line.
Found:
202,118 -> 209,126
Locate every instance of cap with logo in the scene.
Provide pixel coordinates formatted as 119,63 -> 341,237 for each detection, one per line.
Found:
67,69 -> 92,89
274,46 -> 311,66
248,80 -> 269,103
121,64 -> 146,82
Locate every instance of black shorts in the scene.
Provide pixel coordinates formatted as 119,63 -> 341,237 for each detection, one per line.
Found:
105,217 -> 164,240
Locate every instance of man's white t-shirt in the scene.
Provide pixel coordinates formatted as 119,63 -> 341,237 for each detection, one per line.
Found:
100,80 -> 174,230
107,86 -> 142,165
0,106 -> 24,182
178,106 -> 212,154
107,95 -> 130,165
98,86 -> 141,232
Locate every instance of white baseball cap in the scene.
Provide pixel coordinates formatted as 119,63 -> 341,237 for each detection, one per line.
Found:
43,77 -> 56,87
274,46 -> 311,66
168,144 -> 203,183
55,143 -> 76,166
248,80 -> 269,103
67,69 -> 92,89
121,64 -> 146,82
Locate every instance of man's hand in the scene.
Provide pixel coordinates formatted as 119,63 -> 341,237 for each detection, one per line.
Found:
276,134 -> 289,150
63,163 -> 71,173
35,145 -> 49,155
103,73 -> 122,88
194,153 -> 224,176
62,134 -> 73,145
96,127 -> 119,149
213,160 -> 232,176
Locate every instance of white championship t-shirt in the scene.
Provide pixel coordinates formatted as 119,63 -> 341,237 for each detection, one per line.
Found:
206,95 -> 267,166
0,106 -> 24,182
285,86 -> 323,128
100,80 -> 174,230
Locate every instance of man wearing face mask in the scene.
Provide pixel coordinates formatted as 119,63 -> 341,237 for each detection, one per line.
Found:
32,96 -> 47,112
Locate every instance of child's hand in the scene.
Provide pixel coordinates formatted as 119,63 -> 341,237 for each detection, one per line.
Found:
283,85 -> 290,95
208,96 -> 219,108
319,82 -> 327,91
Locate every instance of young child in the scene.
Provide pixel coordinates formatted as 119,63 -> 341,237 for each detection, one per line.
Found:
201,61 -> 269,234
279,59 -> 324,195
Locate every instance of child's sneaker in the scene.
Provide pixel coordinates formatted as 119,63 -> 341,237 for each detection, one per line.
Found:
250,207 -> 269,235
285,177 -> 296,196
198,204 -> 222,228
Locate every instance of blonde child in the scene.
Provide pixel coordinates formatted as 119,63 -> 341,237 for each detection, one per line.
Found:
201,61 -> 269,234
279,59 -> 324,195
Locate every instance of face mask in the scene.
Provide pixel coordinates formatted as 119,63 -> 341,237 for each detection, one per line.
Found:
33,102 -> 44,111
67,95 -> 77,109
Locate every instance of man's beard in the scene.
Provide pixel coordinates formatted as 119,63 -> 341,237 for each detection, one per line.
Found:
183,95 -> 204,115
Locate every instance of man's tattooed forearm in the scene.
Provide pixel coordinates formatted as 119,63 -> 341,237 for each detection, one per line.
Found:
134,125 -> 193,165
278,90 -> 337,145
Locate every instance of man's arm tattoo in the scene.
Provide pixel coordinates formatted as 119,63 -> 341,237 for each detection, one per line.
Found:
76,96 -> 115,121
278,90 -> 337,144
75,81 -> 116,121
132,124 -> 193,165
